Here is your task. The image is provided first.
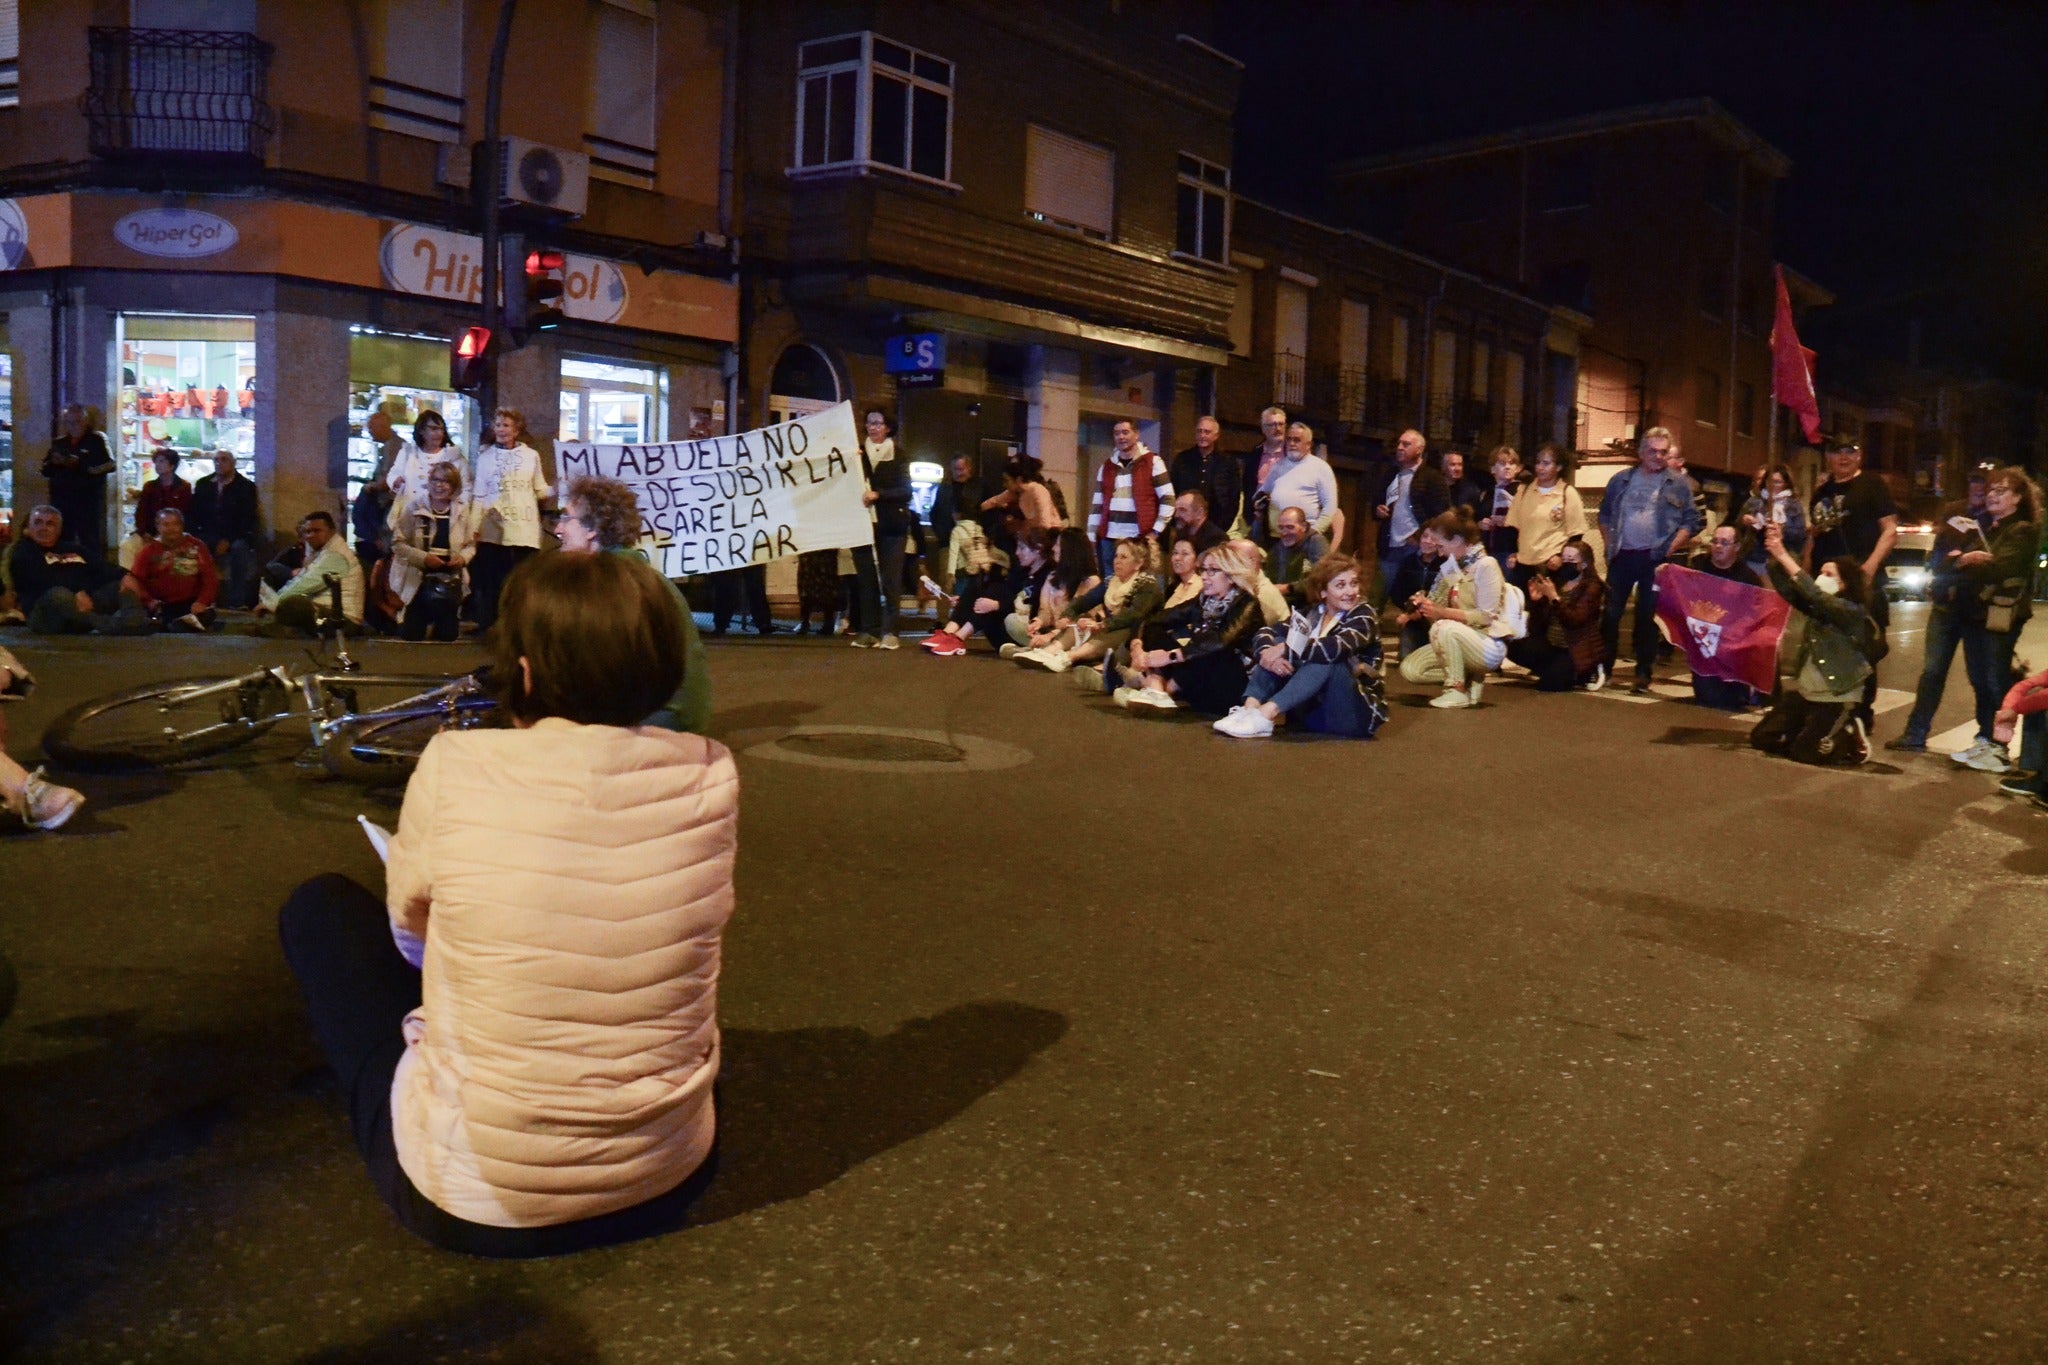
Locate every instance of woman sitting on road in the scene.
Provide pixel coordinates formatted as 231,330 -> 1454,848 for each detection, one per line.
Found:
923,534 -> 1032,657
1506,538 -> 1610,692
1008,528 -> 1099,660
1118,544 -> 1263,714
387,461 -> 477,644
1213,554 -> 1386,740
1398,511 -> 1516,710
1014,538 -> 1162,677
279,550 -> 734,1258
1750,522 -> 1883,766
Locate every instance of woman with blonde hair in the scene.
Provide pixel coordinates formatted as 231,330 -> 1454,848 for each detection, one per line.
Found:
388,459 -> 477,642
1119,543 -> 1264,714
470,407 -> 553,630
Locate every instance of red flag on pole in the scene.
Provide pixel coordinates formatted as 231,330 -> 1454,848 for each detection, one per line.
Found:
1771,265 -> 1822,445
1653,564 -> 1790,695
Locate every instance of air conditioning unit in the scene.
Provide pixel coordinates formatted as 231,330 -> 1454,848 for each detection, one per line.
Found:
499,137 -> 589,217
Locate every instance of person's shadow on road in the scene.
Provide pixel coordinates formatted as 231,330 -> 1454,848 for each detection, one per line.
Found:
692,1000 -> 1068,1223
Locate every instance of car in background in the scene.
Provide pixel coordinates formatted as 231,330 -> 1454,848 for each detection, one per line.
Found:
1884,525 -> 1937,600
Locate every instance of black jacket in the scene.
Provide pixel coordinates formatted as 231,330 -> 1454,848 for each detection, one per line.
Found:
190,472 -> 261,549
9,537 -> 116,601
1170,445 -> 1242,532
40,432 -> 115,510
864,447 -> 914,536
1368,463 -> 1450,553
1142,587 -> 1261,659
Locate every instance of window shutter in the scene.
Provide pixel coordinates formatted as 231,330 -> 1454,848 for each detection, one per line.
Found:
0,0 -> 18,62
591,0 -> 657,154
1025,125 -> 1114,237
383,0 -> 460,95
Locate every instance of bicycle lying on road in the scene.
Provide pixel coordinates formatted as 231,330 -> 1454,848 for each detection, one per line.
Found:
42,629 -> 495,781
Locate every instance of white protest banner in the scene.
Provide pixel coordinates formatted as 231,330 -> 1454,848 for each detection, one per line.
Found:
555,402 -> 872,576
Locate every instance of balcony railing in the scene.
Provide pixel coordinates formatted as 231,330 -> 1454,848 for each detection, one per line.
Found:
82,27 -> 276,164
1272,351 -> 1306,408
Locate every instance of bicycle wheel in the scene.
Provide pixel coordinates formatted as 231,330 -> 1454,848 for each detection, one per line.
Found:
43,675 -> 283,771
319,697 -> 498,781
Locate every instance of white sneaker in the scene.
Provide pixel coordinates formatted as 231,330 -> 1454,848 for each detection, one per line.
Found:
1130,687 -> 1179,711
1587,664 -> 1607,692
1112,686 -> 1138,708
999,643 -> 1023,660
1498,659 -> 1531,677
1468,679 -> 1484,705
1964,742 -> 2014,774
1213,706 -> 1274,738
17,767 -> 85,830
1430,687 -> 1476,709
1038,650 -> 1072,674
176,613 -> 207,632
877,633 -> 901,651
1951,739 -> 1990,765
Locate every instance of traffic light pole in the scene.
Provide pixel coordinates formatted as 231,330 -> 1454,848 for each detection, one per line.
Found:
476,0 -> 519,423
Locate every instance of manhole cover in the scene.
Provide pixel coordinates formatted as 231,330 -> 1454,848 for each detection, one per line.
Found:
778,732 -> 965,764
743,725 -> 1032,773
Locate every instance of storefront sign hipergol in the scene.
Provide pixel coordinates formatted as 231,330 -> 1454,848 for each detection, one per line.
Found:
379,223 -> 628,323
556,402 -> 873,576
114,208 -> 240,258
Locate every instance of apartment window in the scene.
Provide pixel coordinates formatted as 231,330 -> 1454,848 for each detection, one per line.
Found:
1175,154 -> 1229,264
0,0 -> 18,109
1540,148 -> 1592,211
1272,279 -> 1309,406
1387,313 -> 1411,385
1502,350 -> 1527,442
1470,338 -> 1492,403
1338,298 -> 1370,423
1699,257 -> 1728,320
1025,124 -> 1113,238
794,31 -> 954,186
1736,380 -> 1757,438
1695,368 -> 1722,426
369,0 -> 463,144
588,0 -> 657,187
1539,261 -> 1591,314
1429,329 -> 1458,440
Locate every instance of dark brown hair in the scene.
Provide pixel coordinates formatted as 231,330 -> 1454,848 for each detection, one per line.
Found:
565,475 -> 644,550
1988,466 -> 2042,526
493,551 -> 685,727
1426,510 -> 1482,546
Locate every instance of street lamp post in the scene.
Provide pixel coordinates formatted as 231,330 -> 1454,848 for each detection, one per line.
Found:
476,0 -> 519,422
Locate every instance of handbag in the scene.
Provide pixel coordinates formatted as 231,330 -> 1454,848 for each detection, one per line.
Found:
1985,580 -> 2025,634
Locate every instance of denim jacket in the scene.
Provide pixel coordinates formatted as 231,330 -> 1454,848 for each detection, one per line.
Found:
1598,467 -> 1705,559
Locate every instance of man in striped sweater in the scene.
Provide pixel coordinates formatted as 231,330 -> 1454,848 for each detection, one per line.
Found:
1090,420 -> 1175,577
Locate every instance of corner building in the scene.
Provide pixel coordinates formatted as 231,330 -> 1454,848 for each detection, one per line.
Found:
0,1 -> 736,548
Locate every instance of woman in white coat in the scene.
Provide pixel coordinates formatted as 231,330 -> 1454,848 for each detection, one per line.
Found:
279,549 -> 736,1257
468,407 -> 553,630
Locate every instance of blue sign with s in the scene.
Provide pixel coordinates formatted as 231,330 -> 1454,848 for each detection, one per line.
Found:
885,333 -> 946,374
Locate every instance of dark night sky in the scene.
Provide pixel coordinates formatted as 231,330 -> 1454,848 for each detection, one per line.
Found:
1213,1 -> 2048,389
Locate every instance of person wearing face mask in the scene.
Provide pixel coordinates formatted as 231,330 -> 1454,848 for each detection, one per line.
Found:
1507,539 -> 1609,692
1213,554 -> 1386,739
1751,522 -> 1882,765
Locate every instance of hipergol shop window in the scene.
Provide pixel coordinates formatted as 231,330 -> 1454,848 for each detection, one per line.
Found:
559,357 -> 665,445
347,328 -> 477,512
116,313 -> 256,534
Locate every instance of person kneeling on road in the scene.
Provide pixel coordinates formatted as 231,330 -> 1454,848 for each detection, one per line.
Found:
278,550 -> 733,1258
124,507 -> 219,632
1214,554 -> 1386,740
1397,512 -> 1518,710
1750,522 -> 1883,766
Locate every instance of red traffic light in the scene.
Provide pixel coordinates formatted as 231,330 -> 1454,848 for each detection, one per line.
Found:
525,249 -> 567,274
450,326 -> 494,392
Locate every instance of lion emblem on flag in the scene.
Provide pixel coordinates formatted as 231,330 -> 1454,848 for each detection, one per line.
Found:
1685,598 -> 1728,657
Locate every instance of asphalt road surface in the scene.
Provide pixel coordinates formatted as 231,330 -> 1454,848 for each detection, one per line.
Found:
3,601 -> 2045,1363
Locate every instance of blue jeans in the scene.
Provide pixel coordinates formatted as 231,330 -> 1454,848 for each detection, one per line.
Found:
1899,607 -> 1962,744
1246,661 -> 1375,738
215,538 -> 259,610
1961,620 -> 2018,743
1601,549 -> 1661,675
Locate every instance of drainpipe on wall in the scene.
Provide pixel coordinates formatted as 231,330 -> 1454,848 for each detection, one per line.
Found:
719,0 -> 742,435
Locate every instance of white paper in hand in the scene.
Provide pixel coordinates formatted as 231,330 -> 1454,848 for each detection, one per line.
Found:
358,815 -> 394,864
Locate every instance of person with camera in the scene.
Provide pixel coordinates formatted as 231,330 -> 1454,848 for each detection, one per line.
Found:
1750,522 -> 1883,766
387,461 -> 477,644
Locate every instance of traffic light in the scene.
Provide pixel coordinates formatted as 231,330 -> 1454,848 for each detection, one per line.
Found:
522,247 -> 567,336
450,326 -> 494,393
